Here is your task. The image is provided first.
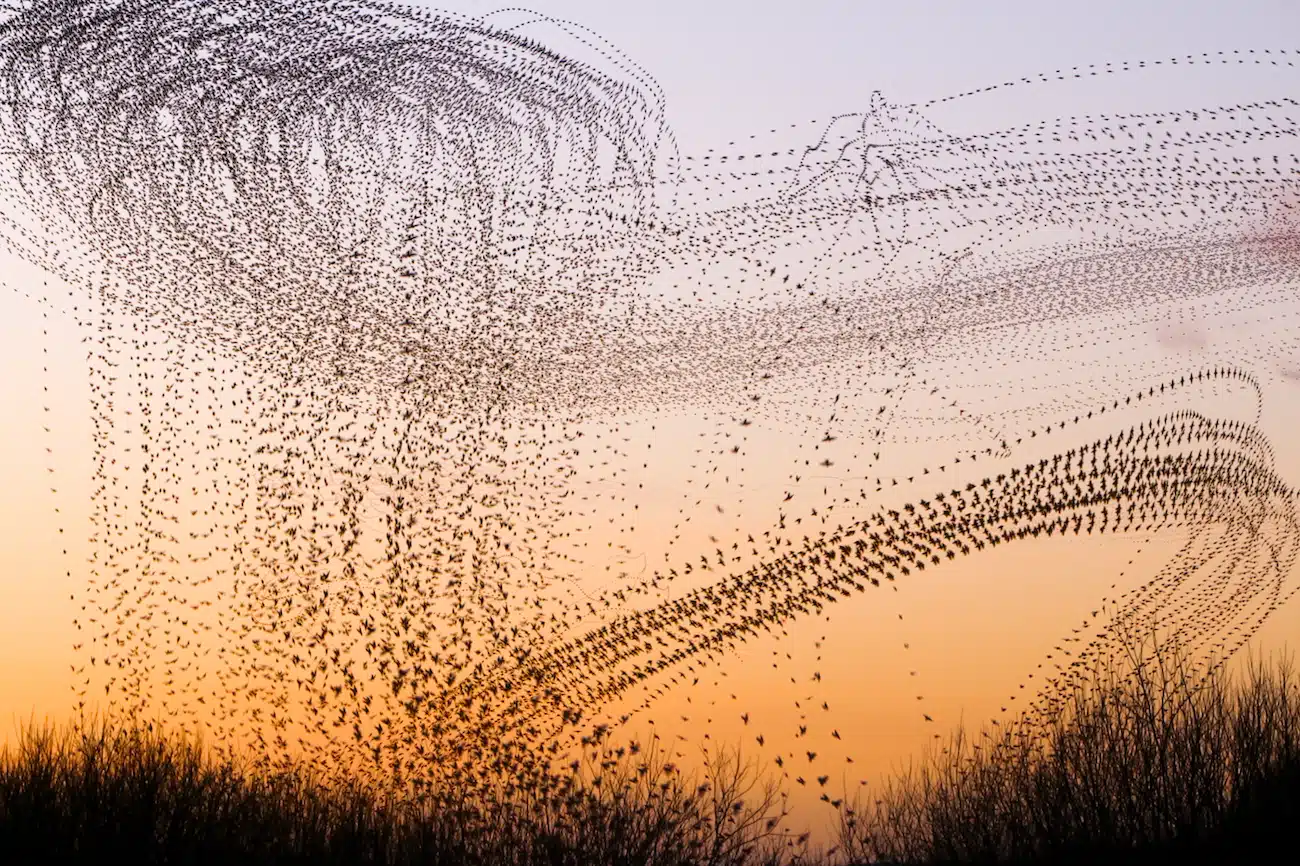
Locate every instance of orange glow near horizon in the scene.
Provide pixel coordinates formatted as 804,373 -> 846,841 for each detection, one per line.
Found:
4,261 -> 1299,827
0,3 -> 1298,847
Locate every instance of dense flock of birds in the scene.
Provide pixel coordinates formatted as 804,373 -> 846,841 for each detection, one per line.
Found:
0,0 -> 1298,816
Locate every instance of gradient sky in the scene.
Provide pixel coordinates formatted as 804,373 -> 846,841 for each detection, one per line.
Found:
2,0 -> 1299,839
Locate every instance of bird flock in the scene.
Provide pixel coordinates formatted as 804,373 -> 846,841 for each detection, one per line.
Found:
0,0 -> 1297,816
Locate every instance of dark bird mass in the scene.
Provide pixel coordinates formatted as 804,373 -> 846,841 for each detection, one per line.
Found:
0,0 -> 1296,827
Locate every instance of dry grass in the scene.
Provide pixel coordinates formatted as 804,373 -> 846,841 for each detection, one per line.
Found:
837,642 -> 1300,864
0,715 -> 805,866
2,643 -> 1297,864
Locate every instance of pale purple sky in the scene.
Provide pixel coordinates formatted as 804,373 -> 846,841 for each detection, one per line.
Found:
419,0 -> 1299,151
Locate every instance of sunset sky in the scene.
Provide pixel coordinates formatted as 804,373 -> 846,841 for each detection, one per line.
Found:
1,0 -> 1298,838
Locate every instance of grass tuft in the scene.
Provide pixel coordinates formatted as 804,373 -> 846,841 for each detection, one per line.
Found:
3,643 -> 1297,864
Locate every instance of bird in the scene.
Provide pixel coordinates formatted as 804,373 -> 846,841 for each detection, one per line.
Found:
9,0 -> 1298,843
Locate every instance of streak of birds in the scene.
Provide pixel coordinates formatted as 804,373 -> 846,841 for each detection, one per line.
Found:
0,0 -> 1297,821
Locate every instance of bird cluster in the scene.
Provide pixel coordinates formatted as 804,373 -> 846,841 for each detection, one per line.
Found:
0,0 -> 1296,819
